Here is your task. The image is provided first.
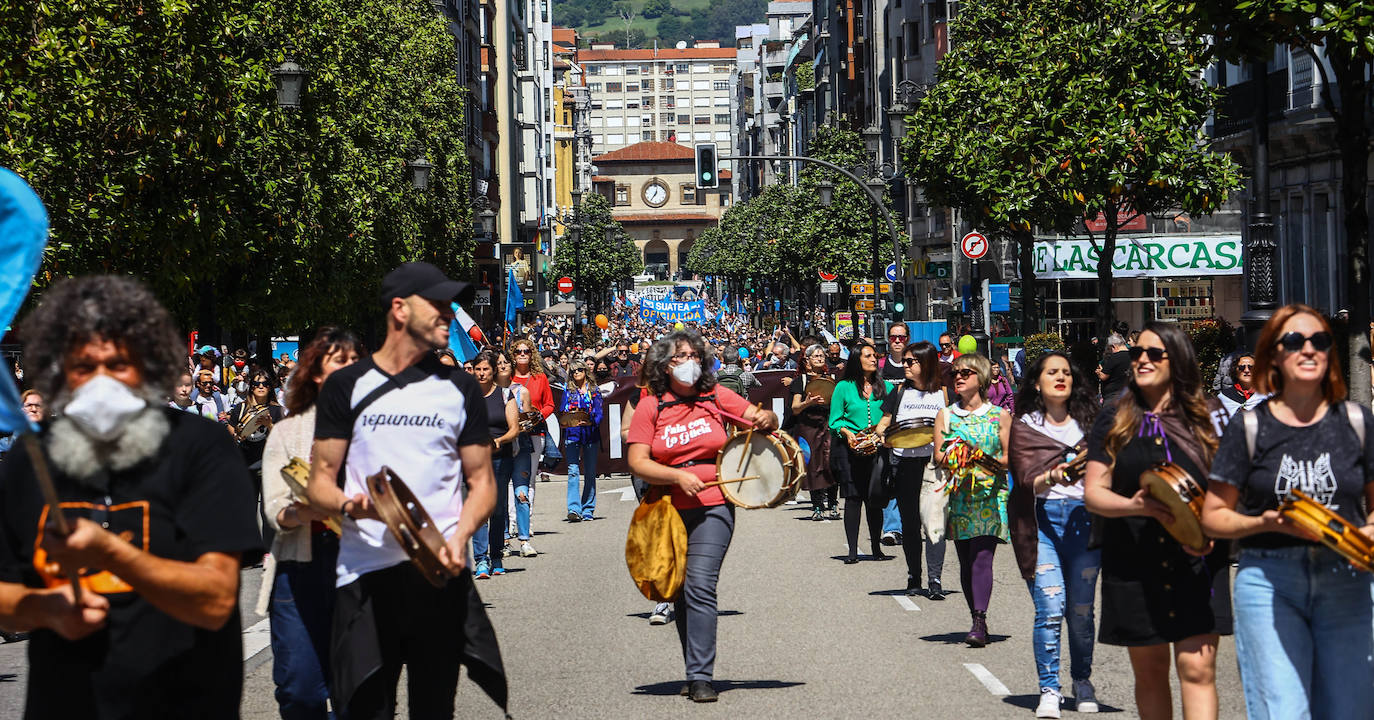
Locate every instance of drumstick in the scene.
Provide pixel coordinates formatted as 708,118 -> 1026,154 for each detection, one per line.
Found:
736,402 -> 764,473
22,434 -> 83,603
702,475 -> 761,489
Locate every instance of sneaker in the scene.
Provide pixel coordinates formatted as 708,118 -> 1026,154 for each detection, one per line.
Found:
491,566 -> 506,576
474,559 -> 491,579
811,508 -> 824,521
905,576 -> 922,596
827,508 -> 841,520
649,602 -> 673,625
927,580 -> 946,601
1072,679 -> 1099,713
501,543 -> 512,558
1036,688 -> 1062,719
881,531 -> 898,546
567,511 -> 582,522
582,514 -> 594,521
520,541 -> 538,557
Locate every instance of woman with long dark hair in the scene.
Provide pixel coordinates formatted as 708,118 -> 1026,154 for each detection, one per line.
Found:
828,342 -> 893,564
470,350 -> 519,579
1008,351 -> 1102,718
626,331 -> 777,702
1203,305 -> 1374,718
261,327 -> 361,719
873,341 -> 949,596
1082,322 -> 1231,720
790,343 -> 838,521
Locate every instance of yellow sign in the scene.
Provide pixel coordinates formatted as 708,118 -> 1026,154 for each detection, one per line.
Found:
850,283 -> 892,295
855,300 -> 875,311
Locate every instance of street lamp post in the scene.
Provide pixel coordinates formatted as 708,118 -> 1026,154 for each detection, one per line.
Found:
1241,59 -> 1277,344
407,154 -> 434,191
271,54 -> 309,109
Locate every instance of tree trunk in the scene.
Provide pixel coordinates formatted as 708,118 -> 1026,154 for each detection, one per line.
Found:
1332,53 -> 1371,403
1095,227 -> 1118,348
1016,229 -> 1038,336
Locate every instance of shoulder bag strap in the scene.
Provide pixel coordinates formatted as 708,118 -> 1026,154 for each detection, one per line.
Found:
1242,407 -> 1258,464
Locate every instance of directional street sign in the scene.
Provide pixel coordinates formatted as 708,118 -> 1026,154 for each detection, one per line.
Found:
960,231 -> 990,260
820,281 -> 840,294
850,282 -> 893,295
856,300 -> 875,311
557,276 -> 574,293
818,269 -> 839,282
885,262 -> 898,282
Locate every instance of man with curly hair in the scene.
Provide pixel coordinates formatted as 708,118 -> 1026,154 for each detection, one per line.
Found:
0,275 -> 263,718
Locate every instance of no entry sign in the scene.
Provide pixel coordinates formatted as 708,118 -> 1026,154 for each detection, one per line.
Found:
818,269 -> 838,282
960,231 -> 989,261
557,276 -> 574,293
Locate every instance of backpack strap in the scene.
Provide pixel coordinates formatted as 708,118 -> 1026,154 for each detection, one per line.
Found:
1345,400 -> 1366,449
1242,407 -> 1258,464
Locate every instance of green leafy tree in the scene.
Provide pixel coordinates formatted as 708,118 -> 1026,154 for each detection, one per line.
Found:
549,193 -> 640,311
1180,1 -> 1373,400
642,0 -> 671,19
902,0 -> 1242,341
798,126 -> 892,287
655,15 -> 686,44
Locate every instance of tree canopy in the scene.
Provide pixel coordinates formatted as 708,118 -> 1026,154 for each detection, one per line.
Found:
549,193 -> 641,308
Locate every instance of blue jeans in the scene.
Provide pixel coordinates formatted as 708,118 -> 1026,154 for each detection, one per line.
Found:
511,437 -> 533,540
471,455 -> 512,567
1234,545 -> 1374,720
1024,498 -> 1100,693
566,439 -> 599,519
882,497 -> 901,535
270,531 -> 339,720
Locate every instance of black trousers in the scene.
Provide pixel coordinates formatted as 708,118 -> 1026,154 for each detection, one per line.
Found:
332,564 -> 473,720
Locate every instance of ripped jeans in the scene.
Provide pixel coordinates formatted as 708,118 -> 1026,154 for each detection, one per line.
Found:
1025,497 -> 1100,694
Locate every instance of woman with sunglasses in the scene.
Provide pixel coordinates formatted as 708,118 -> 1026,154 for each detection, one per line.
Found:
626,331 -> 777,703
1082,322 -> 1231,720
933,354 -> 1011,647
1202,305 -> 1374,719
1217,353 -> 1256,417
229,369 -> 285,472
829,342 -> 894,564
873,341 -> 949,598
559,361 -> 604,521
791,344 -> 839,521
1008,352 -> 1102,718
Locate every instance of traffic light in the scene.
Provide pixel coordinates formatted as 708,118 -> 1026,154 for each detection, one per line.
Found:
695,144 -> 718,189
892,282 -> 906,320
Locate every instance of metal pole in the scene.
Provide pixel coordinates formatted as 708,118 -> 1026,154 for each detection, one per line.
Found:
1241,59 -> 1277,344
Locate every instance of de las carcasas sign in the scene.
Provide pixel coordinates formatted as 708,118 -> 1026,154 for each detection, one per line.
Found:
1032,234 -> 1244,280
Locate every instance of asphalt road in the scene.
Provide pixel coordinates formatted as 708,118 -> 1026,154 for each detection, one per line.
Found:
0,475 -> 1247,718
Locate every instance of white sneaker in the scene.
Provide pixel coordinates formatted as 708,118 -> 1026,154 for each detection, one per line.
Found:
1073,679 -> 1098,713
520,541 -> 538,557
1036,688 -> 1062,719
649,602 -> 672,625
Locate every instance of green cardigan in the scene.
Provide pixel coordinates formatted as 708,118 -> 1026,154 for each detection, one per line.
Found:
828,377 -> 893,433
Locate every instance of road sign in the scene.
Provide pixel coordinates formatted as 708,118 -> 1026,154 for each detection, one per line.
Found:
850,282 -> 893,295
556,276 -> 574,293
960,231 -> 990,260
820,281 -> 839,294
856,299 -> 875,311
885,263 -> 898,282
818,269 -> 838,282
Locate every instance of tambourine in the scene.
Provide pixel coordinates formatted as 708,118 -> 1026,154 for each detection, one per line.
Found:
887,420 -> 935,449
848,430 -> 881,456
558,409 -> 593,427
1280,489 -> 1374,573
238,405 -> 274,443
518,410 -> 544,432
1139,463 -> 1209,552
280,457 -> 342,534
1062,444 -> 1089,483
805,377 -> 836,405
366,466 -> 453,588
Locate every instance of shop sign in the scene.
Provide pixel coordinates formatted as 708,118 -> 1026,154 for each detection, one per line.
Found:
1032,234 -> 1243,280
906,259 -> 951,279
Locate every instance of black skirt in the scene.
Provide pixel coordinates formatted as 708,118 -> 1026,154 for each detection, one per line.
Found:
831,439 -> 887,500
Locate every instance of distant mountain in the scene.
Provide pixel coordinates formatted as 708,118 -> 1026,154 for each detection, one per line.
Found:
553,0 -> 766,49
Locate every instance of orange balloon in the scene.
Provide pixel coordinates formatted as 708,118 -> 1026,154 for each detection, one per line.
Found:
629,342 -> 639,353
595,314 -> 609,329
468,325 -> 482,342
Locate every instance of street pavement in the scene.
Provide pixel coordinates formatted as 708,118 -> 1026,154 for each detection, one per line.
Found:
0,474 -> 1247,718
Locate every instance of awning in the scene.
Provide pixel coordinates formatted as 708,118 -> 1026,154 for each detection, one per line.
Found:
1033,234 -> 1244,280
539,301 -> 577,316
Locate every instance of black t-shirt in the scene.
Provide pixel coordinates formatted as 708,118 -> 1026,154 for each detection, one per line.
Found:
1099,350 -> 1131,402
484,386 -> 514,459
0,409 -> 262,718
879,354 -> 906,383
1210,401 -> 1374,549
228,401 -> 284,470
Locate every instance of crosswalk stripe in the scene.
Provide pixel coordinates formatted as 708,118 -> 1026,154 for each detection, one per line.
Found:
243,617 -> 271,661
893,595 -> 920,612
963,663 -> 1010,696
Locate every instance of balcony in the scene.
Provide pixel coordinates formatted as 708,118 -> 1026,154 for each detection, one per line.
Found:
1212,68 -> 1289,137
763,80 -> 784,97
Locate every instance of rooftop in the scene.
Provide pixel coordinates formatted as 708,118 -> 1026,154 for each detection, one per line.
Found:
579,47 -> 739,62
593,141 -> 697,163
613,212 -> 720,224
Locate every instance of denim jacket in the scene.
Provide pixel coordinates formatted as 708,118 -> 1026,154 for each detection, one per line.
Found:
559,384 -> 603,446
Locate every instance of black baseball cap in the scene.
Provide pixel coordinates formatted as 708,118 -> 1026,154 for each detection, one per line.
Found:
379,262 -> 474,307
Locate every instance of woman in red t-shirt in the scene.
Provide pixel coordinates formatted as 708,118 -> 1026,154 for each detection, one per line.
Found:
627,330 -> 777,704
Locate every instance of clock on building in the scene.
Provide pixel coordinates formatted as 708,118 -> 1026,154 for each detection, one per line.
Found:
642,179 -> 669,208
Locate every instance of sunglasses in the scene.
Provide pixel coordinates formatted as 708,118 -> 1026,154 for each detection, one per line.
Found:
515,349 -> 531,355
954,368 -> 978,378
1276,331 -> 1332,353
573,368 -> 586,373
939,342 -> 953,349
902,357 -> 920,367
250,380 -> 270,387
1128,346 -> 1168,363
889,334 -> 907,341
1236,364 -> 1255,372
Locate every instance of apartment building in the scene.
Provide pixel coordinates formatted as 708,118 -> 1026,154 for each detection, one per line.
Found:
579,42 -> 738,155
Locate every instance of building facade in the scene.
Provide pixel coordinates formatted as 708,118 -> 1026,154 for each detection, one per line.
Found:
579,43 -> 738,156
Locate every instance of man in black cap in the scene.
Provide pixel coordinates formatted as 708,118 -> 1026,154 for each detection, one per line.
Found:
305,262 -> 508,718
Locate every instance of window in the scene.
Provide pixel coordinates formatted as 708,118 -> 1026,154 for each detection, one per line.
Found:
694,115 -> 709,125
677,113 -> 690,124
661,78 -> 674,91
713,114 -> 729,124
641,64 -> 655,74
587,65 -> 602,75
642,114 -> 654,125
663,96 -> 676,108
691,64 -> 709,73
719,193 -> 728,207
626,67 -> 639,75
626,99 -> 640,109
607,116 -> 624,127
739,39 -> 752,49
590,117 -> 604,127
607,81 -> 623,92
605,65 -> 622,75
677,131 -> 691,142
680,185 -> 697,204
712,64 -> 731,73
606,99 -> 623,109
588,82 -> 603,92
693,80 -> 710,90
713,80 -> 729,91
661,112 -> 675,125
590,100 -> 603,109
642,96 -> 654,109
714,96 -> 730,106
675,63 -> 689,73
714,131 -> 731,141
905,22 -> 921,56
615,184 -> 630,205
642,131 -> 655,141
628,115 -> 641,126
626,83 -> 639,92
693,96 -> 710,107
608,133 -> 624,145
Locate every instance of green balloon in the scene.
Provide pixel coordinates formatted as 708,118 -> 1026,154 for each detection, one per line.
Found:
958,334 -> 978,355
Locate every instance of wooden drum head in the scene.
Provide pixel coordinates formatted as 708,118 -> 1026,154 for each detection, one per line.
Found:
366,466 -> 453,588
1139,463 -> 1209,551
806,378 -> 836,404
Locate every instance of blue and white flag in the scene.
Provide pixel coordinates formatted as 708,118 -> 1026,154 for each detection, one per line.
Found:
0,168 -> 49,435
449,302 -> 483,363
504,268 -> 524,333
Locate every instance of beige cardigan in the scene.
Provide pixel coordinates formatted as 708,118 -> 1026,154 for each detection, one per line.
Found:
260,407 -> 318,562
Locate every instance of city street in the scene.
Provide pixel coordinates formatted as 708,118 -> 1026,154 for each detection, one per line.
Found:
0,474 -> 1245,719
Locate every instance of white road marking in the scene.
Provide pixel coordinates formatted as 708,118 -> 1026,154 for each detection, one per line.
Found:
601,485 -> 638,501
243,617 -> 271,661
963,663 -> 1010,696
893,595 -> 920,612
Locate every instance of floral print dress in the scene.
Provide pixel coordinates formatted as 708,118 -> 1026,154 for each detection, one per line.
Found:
945,403 -> 1009,542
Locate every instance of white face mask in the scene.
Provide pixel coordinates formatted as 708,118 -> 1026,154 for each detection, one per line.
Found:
63,375 -> 148,442
671,359 -> 702,385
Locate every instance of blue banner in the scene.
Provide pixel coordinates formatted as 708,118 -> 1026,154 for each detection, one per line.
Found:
639,297 -> 706,324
